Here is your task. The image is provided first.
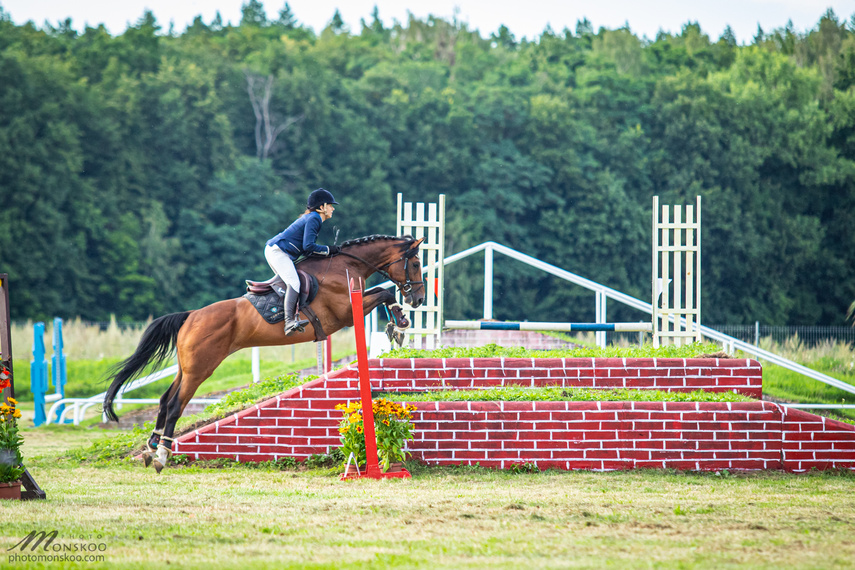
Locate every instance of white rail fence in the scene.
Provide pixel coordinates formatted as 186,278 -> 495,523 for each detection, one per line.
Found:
46,363 -> 222,425
369,240 -> 855,399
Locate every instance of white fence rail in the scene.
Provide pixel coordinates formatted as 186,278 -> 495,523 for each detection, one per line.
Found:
45,362 -> 224,425
424,241 -> 855,397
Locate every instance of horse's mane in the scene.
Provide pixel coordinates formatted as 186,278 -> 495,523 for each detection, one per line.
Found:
340,234 -> 415,251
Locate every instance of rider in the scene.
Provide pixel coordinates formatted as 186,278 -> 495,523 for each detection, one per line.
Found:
265,188 -> 341,335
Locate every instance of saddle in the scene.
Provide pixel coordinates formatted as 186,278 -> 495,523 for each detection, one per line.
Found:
243,270 -> 326,340
245,270 -> 319,306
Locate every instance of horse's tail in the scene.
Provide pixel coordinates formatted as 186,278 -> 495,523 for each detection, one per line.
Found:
103,311 -> 192,422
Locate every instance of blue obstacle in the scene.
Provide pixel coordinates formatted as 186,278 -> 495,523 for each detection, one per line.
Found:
31,322 -> 49,426
31,318 -> 68,426
51,318 -> 67,421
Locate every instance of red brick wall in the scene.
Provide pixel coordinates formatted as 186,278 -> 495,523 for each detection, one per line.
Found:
174,370 -> 361,462
781,407 -> 855,472
411,400 -> 785,471
172,358 -> 855,472
367,357 -> 762,398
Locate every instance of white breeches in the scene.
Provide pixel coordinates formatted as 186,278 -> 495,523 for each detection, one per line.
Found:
264,244 -> 300,292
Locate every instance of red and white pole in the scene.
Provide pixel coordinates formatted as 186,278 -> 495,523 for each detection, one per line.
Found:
349,277 -> 381,476
343,277 -> 410,480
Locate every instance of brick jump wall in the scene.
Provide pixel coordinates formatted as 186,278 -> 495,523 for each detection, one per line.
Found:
366,357 -> 763,398
172,358 -> 855,472
411,401 -> 855,472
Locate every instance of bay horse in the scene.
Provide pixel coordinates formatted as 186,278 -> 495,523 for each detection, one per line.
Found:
103,235 -> 426,472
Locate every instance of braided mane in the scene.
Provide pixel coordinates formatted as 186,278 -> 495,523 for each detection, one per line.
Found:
340,234 -> 414,250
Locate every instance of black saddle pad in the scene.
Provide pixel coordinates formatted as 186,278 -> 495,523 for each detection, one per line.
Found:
244,291 -> 285,324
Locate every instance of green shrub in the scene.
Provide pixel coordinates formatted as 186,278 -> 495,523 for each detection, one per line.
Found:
202,372 -> 312,417
380,387 -> 754,403
380,341 -> 723,360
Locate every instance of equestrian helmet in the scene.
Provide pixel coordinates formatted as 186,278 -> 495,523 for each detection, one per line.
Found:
307,188 -> 339,210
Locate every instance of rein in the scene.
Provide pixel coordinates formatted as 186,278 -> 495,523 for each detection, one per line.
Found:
337,249 -> 422,295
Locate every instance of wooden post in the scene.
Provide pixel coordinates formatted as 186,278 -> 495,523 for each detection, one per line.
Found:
0,274 -> 13,404
652,197 -> 702,347
396,193 -> 445,349
0,274 -> 46,499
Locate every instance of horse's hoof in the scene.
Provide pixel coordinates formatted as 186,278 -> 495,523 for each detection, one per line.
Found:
392,329 -> 406,346
153,460 -> 166,474
142,452 -> 153,468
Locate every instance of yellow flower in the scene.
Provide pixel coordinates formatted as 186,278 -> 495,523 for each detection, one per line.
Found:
7,397 -> 17,405
348,414 -> 360,424
12,409 -> 21,419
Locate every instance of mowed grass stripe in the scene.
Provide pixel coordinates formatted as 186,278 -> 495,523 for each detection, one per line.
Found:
4,459 -> 855,569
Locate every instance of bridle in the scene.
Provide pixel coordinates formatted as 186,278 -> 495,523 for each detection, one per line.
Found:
338,245 -> 424,297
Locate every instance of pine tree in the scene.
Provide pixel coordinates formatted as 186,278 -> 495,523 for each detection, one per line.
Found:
276,3 -> 297,29
241,0 -> 268,27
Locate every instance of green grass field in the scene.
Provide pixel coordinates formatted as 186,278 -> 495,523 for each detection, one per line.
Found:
5,332 -> 855,568
4,429 -> 855,570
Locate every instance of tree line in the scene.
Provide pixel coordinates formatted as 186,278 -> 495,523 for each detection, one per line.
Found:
1,2 -> 854,326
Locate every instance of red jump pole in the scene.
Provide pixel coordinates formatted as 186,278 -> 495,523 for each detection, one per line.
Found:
342,277 -> 410,480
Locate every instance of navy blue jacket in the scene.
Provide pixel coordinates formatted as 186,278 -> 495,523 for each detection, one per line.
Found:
267,212 -> 330,259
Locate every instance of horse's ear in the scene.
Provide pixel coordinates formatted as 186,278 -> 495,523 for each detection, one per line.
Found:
410,237 -> 425,250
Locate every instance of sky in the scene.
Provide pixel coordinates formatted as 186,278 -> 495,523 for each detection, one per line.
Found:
1,0 -> 853,44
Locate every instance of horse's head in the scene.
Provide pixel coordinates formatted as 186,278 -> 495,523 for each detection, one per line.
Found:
387,236 -> 426,308
337,234 -> 428,308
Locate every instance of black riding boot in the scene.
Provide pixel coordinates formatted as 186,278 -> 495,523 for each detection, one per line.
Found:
284,286 -> 309,336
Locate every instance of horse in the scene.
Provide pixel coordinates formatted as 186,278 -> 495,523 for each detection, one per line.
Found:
103,234 -> 426,472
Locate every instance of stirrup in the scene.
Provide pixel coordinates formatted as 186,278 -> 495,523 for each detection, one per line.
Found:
285,319 -> 309,335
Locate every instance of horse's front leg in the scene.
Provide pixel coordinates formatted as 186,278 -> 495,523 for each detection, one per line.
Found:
363,287 -> 409,346
362,286 -> 395,313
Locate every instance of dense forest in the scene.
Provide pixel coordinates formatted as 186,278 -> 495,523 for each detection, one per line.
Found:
1,2 -> 854,326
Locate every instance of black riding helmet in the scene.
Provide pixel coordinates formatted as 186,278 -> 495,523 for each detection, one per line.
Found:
307,188 -> 339,210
